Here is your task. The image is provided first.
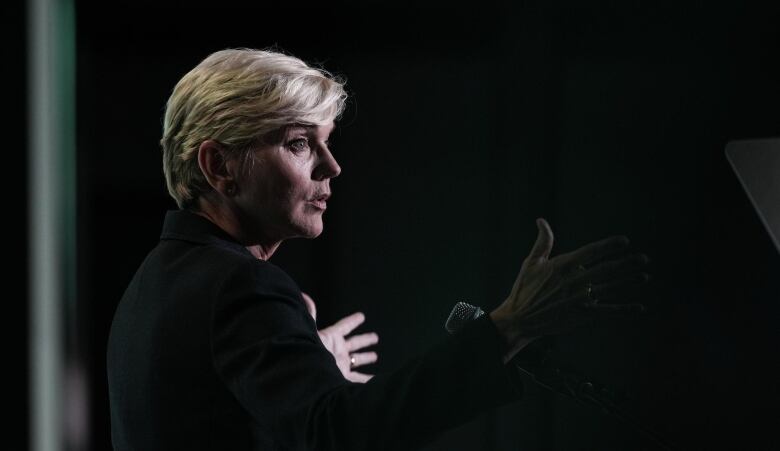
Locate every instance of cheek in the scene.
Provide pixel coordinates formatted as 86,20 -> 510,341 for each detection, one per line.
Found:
283,164 -> 313,200
271,171 -> 310,214
254,153 -> 312,211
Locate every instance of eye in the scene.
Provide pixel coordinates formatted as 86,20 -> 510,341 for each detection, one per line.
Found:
287,138 -> 310,153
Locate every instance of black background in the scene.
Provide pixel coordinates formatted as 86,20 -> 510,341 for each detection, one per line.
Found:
10,0 -> 780,450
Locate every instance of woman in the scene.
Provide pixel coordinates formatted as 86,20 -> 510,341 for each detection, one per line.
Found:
107,48 -> 648,450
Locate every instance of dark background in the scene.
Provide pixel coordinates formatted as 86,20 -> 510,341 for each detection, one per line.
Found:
12,0 -> 780,449
6,0 -> 29,449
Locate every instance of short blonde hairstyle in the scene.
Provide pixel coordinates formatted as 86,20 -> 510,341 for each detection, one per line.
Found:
161,48 -> 347,209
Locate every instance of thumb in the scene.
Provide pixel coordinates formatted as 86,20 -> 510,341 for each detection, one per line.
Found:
301,292 -> 316,321
527,218 -> 554,261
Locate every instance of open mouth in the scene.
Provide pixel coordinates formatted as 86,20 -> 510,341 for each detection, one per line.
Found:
308,193 -> 330,210
308,199 -> 327,210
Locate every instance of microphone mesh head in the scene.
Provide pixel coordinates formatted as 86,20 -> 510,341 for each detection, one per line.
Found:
444,302 -> 485,334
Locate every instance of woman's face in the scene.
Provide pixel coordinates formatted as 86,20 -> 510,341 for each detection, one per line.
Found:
232,122 -> 340,244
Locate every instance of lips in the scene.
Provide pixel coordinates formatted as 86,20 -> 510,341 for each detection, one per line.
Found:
308,193 -> 330,210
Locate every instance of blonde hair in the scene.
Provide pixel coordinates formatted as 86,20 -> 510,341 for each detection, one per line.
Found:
160,48 -> 347,209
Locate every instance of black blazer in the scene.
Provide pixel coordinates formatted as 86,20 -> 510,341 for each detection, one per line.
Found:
107,210 -> 523,450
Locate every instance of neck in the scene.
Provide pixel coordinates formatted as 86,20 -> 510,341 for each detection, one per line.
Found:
244,242 -> 280,261
193,197 -> 281,261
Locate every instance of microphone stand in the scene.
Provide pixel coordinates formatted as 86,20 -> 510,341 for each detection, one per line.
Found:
444,302 -> 680,450
514,347 -> 680,451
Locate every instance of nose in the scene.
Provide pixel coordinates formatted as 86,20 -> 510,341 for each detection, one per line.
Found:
313,146 -> 341,180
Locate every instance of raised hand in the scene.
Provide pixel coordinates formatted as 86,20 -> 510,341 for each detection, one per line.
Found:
489,218 -> 649,362
302,292 -> 379,383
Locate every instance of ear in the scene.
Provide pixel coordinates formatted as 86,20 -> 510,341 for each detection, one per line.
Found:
197,140 -> 237,197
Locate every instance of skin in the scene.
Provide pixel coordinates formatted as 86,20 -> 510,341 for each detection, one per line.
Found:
195,121 -> 379,382
302,292 -> 378,383
195,121 -> 340,260
489,218 -> 649,362
193,120 -> 649,377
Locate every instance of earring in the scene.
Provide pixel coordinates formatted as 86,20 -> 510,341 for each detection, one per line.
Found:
225,184 -> 235,196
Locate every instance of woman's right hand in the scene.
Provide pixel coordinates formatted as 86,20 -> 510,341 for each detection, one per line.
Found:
490,218 -> 649,362
302,292 -> 379,383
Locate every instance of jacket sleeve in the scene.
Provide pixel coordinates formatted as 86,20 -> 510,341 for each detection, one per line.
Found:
210,260 -> 523,451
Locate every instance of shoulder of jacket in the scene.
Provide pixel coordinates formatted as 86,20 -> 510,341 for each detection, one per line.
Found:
215,253 -> 301,296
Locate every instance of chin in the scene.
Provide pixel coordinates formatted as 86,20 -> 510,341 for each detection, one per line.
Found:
294,219 -> 323,239
300,228 -> 323,239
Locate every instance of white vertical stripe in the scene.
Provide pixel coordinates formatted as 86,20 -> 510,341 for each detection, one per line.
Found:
29,0 -> 75,449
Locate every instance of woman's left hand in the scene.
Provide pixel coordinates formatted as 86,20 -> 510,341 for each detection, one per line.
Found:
302,292 -> 379,383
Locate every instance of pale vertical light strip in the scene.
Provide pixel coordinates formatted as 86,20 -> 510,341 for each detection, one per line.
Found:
29,0 -> 76,449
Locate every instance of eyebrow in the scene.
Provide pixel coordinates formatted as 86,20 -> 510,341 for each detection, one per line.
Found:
289,123 -> 314,130
288,123 -> 337,134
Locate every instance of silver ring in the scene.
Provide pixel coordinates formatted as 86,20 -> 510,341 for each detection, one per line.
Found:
350,355 -> 357,368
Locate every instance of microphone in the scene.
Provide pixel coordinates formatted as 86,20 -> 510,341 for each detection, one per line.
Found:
444,301 -> 485,334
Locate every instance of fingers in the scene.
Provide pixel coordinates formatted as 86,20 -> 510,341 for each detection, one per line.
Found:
587,272 -> 650,301
346,372 -> 373,383
348,351 -> 378,366
569,254 -> 649,285
525,276 -> 647,324
346,351 -> 378,383
301,292 -> 316,321
331,312 -> 366,336
346,332 -> 379,352
527,218 -> 554,262
560,271 -> 649,309
556,235 -> 630,272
